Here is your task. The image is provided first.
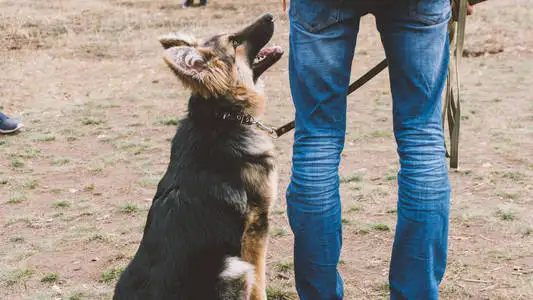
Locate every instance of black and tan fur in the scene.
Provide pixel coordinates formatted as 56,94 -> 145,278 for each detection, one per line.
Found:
113,14 -> 281,300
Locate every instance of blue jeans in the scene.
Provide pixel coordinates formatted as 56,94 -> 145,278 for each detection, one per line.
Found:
286,0 -> 451,299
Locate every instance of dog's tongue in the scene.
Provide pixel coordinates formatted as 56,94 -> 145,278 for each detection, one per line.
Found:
254,45 -> 283,64
253,45 -> 284,80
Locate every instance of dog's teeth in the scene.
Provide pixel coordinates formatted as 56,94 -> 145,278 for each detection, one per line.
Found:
254,51 -> 272,64
254,55 -> 267,64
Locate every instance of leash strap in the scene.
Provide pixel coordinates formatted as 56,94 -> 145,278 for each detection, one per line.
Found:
273,58 -> 389,138
347,59 -> 388,95
444,0 -> 468,168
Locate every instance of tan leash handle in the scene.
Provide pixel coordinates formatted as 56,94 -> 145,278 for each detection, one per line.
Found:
444,0 -> 471,168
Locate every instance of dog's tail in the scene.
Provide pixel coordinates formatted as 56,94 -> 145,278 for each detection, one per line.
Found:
218,257 -> 255,299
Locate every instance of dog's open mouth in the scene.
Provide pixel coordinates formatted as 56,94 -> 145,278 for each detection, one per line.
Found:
253,45 -> 283,80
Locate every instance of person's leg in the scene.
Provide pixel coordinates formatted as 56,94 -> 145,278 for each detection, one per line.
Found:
374,0 -> 451,298
286,1 -> 362,299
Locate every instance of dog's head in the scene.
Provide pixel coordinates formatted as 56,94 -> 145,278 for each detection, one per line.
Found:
159,14 -> 283,100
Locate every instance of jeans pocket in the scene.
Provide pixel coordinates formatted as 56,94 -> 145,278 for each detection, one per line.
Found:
289,0 -> 341,33
410,0 -> 451,26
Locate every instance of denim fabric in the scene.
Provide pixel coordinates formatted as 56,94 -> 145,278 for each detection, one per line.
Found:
286,0 -> 451,299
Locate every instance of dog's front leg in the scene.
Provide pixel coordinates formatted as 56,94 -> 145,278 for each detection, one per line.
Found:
241,160 -> 277,300
241,204 -> 269,300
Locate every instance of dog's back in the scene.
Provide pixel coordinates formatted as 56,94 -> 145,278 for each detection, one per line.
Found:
114,102 -> 264,299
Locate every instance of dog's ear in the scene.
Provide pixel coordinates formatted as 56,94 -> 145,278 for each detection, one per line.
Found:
161,34 -> 233,96
158,33 -> 198,49
163,46 -> 207,81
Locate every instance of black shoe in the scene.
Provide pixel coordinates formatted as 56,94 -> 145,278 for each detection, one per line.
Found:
181,0 -> 193,8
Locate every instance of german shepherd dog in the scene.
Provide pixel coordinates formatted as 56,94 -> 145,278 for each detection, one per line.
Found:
113,14 -> 283,300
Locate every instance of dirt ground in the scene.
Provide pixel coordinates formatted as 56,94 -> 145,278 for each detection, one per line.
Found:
0,0 -> 532,299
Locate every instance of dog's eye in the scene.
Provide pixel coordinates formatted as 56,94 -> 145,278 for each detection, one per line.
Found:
232,40 -> 241,49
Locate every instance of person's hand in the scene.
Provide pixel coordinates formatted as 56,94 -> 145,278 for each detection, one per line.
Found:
452,0 -> 479,21
453,0 -> 474,16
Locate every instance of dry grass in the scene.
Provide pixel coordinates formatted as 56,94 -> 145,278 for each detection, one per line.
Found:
0,0 -> 532,299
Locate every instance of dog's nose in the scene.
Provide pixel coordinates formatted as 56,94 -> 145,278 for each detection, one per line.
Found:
263,14 -> 274,22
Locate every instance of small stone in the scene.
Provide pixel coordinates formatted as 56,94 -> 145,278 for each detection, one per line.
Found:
52,284 -> 62,294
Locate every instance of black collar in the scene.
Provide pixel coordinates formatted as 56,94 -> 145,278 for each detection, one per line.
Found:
187,94 -> 255,126
189,107 -> 279,137
186,93 -> 274,135
188,109 -> 256,126
212,111 -> 255,125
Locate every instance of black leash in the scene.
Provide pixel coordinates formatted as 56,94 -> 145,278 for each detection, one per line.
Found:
272,58 -> 389,138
